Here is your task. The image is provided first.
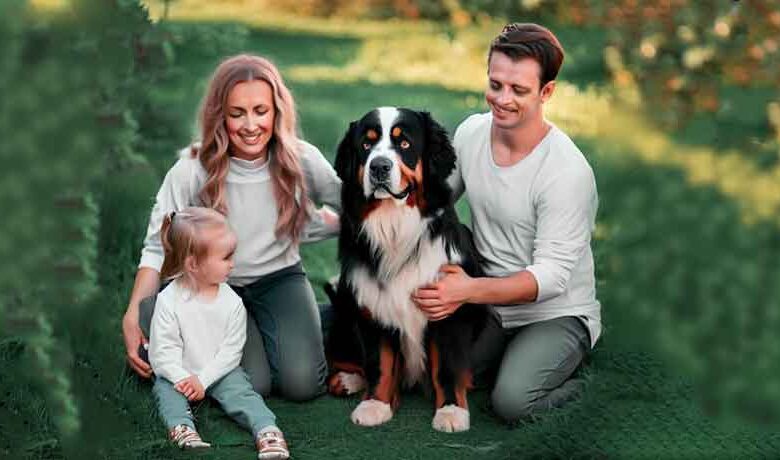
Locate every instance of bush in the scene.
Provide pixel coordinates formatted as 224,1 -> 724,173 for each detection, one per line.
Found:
0,0 -> 173,456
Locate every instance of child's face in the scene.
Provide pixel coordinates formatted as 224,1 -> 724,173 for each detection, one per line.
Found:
197,226 -> 237,286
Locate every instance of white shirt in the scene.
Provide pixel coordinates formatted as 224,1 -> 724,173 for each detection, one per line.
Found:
149,280 -> 246,388
450,112 -> 601,347
138,140 -> 341,286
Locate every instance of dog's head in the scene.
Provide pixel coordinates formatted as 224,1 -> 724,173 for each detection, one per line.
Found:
335,107 -> 456,220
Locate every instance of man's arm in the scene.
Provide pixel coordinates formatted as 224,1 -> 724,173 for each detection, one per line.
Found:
413,265 -> 538,321
415,163 -> 597,319
463,269 -> 538,305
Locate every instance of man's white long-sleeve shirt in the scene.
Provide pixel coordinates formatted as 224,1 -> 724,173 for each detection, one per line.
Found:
149,280 -> 246,389
450,113 -> 601,347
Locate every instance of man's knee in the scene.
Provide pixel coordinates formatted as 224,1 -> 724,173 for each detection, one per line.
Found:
491,383 -> 536,423
491,375 -> 588,423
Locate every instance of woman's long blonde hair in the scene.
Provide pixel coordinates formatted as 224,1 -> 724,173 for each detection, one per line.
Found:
193,54 -> 309,242
159,207 -> 231,292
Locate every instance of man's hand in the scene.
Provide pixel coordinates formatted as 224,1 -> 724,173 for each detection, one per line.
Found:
122,310 -> 152,378
412,264 -> 474,321
175,376 -> 206,402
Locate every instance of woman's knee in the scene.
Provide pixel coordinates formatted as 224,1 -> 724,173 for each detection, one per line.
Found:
277,360 -> 326,402
242,319 -> 271,396
245,368 -> 271,397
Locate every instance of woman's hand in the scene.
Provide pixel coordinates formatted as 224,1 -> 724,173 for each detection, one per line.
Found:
319,206 -> 340,231
175,375 -> 206,401
412,264 -> 474,321
122,309 -> 152,378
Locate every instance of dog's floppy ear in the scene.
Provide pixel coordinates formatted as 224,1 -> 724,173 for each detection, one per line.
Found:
334,120 -> 365,233
420,111 -> 456,211
334,121 -> 358,182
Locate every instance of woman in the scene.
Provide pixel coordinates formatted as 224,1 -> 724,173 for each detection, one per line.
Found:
122,54 -> 341,401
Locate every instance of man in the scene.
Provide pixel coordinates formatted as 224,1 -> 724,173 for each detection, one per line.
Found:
413,23 -> 601,423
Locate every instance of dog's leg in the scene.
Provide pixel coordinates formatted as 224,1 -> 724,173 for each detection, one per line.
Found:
351,333 -> 401,427
325,279 -> 367,397
428,328 -> 472,433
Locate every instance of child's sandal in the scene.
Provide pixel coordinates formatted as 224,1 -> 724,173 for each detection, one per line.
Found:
256,430 -> 290,460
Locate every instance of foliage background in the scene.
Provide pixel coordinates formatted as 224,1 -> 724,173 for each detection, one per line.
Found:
1,0 -> 779,458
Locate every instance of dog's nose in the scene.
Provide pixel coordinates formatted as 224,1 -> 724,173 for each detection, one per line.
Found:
369,157 -> 393,181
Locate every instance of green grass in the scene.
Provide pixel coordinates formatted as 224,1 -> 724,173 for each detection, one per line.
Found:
3,17 -> 780,459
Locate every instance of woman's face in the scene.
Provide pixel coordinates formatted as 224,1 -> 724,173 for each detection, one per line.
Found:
225,80 -> 276,161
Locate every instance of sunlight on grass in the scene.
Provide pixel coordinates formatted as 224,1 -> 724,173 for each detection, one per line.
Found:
143,0 -> 443,37
29,0 -> 68,12
143,0 -> 780,225
288,32 -> 780,225
287,28 -> 493,91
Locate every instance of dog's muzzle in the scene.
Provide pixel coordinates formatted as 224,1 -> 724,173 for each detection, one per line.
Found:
369,157 -> 393,183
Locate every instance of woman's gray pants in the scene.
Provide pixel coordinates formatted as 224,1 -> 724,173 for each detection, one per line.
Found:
139,262 -> 327,402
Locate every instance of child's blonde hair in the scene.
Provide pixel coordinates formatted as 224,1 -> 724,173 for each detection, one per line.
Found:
159,207 -> 231,290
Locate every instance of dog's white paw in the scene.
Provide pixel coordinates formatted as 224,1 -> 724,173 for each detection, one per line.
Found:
337,372 -> 366,395
351,399 -> 393,427
432,404 -> 470,433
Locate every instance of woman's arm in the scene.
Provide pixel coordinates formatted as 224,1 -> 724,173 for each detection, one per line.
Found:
123,150 -> 199,377
122,267 -> 160,378
300,141 -> 342,241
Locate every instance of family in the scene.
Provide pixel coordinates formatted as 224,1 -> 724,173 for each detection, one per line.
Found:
120,22 -> 601,459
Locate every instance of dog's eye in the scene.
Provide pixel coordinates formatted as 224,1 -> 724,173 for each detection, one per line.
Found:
400,140 -> 410,149
362,143 -> 371,150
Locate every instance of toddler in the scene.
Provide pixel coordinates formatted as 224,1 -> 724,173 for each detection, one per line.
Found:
149,207 -> 289,459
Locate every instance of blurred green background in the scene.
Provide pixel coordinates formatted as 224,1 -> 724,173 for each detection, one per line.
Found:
2,0 -> 780,458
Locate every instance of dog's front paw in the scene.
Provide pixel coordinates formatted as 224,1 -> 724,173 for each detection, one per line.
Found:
432,404 -> 470,432
351,399 -> 393,427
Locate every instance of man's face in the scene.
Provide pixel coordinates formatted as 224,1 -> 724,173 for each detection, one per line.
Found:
485,51 -> 555,130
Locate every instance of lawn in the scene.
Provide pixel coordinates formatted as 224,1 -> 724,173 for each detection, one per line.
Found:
4,8 -> 780,460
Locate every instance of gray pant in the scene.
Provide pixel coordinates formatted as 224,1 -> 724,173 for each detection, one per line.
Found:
230,262 -> 327,401
139,263 -> 327,402
470,313 -> 591,423
153,368 -> 276,438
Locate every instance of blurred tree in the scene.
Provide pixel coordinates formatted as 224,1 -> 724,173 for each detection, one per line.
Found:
455,0 -> 780,160
0,0 -> 172,456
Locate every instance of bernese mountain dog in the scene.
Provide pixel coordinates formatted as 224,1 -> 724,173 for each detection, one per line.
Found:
325,107 -> 486,432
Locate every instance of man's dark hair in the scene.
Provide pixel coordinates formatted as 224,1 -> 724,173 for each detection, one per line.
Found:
488,23 -> 565,88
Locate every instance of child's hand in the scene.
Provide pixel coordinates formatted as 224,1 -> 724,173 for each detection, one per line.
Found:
175,376 -> 205,401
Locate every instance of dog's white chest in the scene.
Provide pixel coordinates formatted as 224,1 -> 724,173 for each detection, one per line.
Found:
348,217 -> 461,384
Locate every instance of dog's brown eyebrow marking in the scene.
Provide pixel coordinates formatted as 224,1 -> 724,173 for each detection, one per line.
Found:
392,126 -> 402,138
366,129 -> 378,141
